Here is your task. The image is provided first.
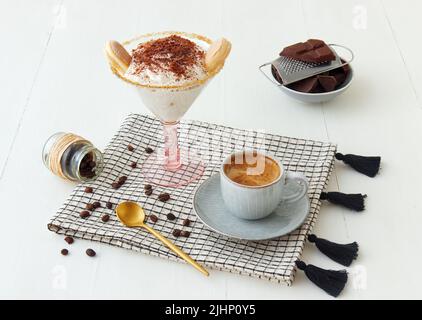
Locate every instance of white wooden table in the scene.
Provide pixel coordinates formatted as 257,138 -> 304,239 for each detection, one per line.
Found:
1,0 -> 421,299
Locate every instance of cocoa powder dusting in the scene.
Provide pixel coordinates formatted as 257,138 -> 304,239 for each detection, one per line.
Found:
131,35 -> 205,79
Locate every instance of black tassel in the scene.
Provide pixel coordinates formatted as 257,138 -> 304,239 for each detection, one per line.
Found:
335,153 -> 381,177
295,260 -> 347,297
308,234 -> 358,266
320,191 -> 366,212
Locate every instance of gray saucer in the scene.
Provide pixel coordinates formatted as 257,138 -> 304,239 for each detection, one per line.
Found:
193,174 -> 310,241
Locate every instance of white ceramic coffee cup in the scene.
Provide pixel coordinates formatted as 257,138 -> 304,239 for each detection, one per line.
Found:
220,150 -> 309,220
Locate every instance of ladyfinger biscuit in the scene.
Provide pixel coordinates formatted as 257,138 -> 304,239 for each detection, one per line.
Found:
105,40 -> 132,73
205,38 -> 231,72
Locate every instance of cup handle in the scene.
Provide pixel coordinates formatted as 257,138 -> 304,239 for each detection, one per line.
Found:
280,171 -> 309,203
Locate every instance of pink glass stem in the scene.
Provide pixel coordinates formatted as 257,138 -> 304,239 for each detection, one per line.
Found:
162,121 -> 181,170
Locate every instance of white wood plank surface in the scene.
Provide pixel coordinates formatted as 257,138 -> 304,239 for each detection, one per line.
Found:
1,0 -> 421,299
0,0 -> 60,175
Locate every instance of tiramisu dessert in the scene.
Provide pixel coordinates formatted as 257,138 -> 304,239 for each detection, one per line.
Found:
125,35 -> 208,86
106,32 -> 230,123
105,32 -> 231,187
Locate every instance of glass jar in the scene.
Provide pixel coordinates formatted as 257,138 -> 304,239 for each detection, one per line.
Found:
42,132 -> 104,182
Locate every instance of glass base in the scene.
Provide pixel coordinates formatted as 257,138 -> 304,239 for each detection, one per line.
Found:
141,148 -> 205,187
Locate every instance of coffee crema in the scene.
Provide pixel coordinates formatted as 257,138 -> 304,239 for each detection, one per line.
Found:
223,152 -> 281,187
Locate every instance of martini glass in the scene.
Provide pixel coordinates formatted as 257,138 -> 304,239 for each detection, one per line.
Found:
110,32 -> 226,187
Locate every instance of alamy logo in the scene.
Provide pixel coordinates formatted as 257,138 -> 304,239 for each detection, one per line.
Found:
350,264 -> 367,290
353,5 -> 368,30
51,265 -> 67,290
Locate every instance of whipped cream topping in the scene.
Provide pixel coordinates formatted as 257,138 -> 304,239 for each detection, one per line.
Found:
125,35 -> 208,86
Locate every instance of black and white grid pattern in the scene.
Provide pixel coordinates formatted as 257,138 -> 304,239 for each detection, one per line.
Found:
48,114 -> 337,285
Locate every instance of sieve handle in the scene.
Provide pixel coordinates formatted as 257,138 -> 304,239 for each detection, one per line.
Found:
258,62 -> 282,87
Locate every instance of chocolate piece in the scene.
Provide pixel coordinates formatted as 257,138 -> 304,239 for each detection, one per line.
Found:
106,202 -> 113,209
145,147 -> 154,154
331,69 -> 346,85
288,77 -> 319,93
145,189 -> 152,196
271,65 -> 283,84
149,214 -> 158,223
313,83 -> 326,93
280,39 -> 335,63
127,144 -> 134,151
144,184 -> 152,190
317,75 -> 337,92
172,229 -> 181,237
342,62 -> 351,75
130,162 -> 137,169
111,182 -> 120,189
101,214 -> 110,222
182,219 -> 191,227
61,249 -> 69,256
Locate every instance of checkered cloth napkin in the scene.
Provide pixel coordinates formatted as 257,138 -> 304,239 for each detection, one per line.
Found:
48,114 -> 336,285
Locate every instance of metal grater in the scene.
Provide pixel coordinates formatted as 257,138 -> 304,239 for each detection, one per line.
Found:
259,44 -> 354,86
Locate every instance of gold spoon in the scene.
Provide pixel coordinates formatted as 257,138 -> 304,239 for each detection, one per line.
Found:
115,201 -> 209,276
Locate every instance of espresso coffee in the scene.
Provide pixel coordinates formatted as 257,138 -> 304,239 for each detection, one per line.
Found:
223,152 -> 281,187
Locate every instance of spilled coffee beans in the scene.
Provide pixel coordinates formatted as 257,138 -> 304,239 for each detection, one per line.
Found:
158,193 -> 170,202
86,249 -> 96,257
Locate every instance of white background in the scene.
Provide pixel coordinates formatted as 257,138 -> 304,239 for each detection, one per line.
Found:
1,0 -> 421,299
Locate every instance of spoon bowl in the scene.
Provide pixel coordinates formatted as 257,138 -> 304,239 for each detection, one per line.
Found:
116,201 -> 145,226
115,201 -> 209,276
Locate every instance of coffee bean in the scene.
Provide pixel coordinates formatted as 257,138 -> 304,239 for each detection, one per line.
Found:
144,184 -> 152,190
106,202 -> 113,209
158,193 -> 170,202
149,214 -> 158,223
119,176 -> 127,183
166,213 -> 176,221
172,229 -> 181,237
130,162 -> 137,169
182,219 -> 191,227
80,210 -> 90,218
61,249 -> 69,256
84,187 -> 93,193
127,144 -> 134,151
93,201 -> 101,209
79,153 -> 97,179
112,182 -> 120,189
86,203 -> 94,211
145,147 -> 154,154
81,170 -> 95,179
180,230 -> 191,237
88,160 -> 96,168
101,214 -> 110,222
64,236 -> 74,244
117,180 -> 125,187
145,189 -> 152,196
86,249 -> 96,257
